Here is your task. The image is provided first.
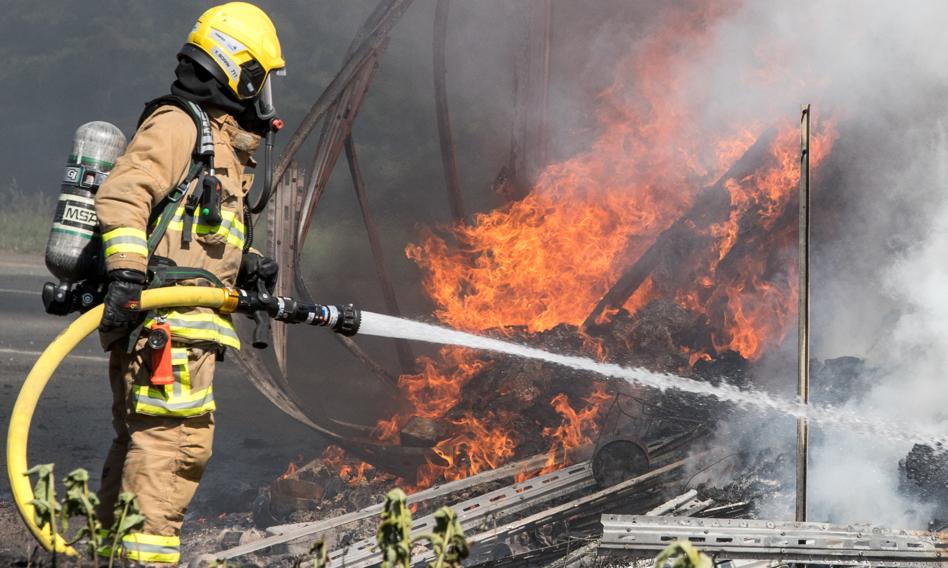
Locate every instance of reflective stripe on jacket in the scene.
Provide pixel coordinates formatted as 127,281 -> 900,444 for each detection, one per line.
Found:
95,104 -> 261,349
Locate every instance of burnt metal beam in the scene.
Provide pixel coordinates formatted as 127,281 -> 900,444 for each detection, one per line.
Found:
328,461 -> 598,567
507,0 -> 553,200
433,0 -> 466,223
271,0 -> 414,192
344,136 -> 416,374
297,48 -> 384,246
266,161 -> 305,380
197,454 -> 550,564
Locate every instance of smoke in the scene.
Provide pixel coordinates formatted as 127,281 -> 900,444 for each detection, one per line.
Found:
651,1 -> 948,527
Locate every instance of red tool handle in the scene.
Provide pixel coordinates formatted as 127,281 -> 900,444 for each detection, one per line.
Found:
148,322 -> 174,386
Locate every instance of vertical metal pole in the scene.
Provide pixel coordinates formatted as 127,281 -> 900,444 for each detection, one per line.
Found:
796,104 -> 811,523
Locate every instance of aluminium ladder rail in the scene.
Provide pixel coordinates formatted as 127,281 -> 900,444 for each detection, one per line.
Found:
600,515 -> 948,567
194,453 -> 549,565
327,461 -> 597,567
326,435 -> 698,567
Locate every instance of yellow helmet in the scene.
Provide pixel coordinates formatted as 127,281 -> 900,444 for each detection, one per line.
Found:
180,2 -> 285,101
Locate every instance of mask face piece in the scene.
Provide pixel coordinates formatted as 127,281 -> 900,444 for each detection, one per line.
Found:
254,75 -> 276,121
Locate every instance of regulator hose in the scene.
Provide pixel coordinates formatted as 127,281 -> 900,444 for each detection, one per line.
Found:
6,287 -> 232,555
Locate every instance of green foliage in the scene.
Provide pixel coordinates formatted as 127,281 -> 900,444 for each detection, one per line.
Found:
25,463 -> 63,567
372,488 -> 470,568
421,507 -> 469,568
377,488 -> 413,568
0,178 -> 52,253
655,540 -> 713,568
62,468 -> 103,559
26,464 -> 145,567
26,463 -> 62,535
105,492 -> 146,568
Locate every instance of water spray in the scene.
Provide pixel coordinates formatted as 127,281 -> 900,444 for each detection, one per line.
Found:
356,311 -> 948,449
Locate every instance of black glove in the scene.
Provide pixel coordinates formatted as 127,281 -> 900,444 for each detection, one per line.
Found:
237,252 -> 278,293
99,269 -> 147,335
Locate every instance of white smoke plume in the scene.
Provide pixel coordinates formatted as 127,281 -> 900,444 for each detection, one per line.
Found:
658,0 -> 948,527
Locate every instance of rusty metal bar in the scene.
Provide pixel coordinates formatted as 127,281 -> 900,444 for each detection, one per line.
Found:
796,103 -> 811,523
343,135 -> 416,373
433,0 -> 466,223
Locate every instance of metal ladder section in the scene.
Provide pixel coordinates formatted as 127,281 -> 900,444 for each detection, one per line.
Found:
195,453 -> 549,565
325,434 -> 700,568
327,461 -> 596,567
600,515 -> 948,567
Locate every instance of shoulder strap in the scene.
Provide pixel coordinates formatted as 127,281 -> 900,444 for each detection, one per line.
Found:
139,95 -> 214,161
139,96 -> 216,255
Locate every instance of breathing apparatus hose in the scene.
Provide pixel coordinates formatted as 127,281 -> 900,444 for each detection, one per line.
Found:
6,287 -> 232,555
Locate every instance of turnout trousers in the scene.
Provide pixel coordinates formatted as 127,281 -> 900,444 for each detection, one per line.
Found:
98,340 -> 218,565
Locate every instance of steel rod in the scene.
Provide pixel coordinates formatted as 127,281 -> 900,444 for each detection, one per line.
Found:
796,103 -> 811,523
433,0 -> 466,223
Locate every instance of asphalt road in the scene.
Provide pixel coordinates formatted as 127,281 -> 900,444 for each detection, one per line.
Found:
0,252 -> 326,520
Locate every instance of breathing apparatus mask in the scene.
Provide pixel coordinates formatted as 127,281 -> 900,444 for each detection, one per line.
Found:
247,67 -> 286,214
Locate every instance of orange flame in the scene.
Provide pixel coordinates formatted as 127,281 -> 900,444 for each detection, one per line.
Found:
320,445 -> 375,486
385,1 -> 838,488
539,384 -> 612,474
415,412 -> 517,487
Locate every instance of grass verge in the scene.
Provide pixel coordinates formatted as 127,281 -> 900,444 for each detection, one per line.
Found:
0,181 -> 52,254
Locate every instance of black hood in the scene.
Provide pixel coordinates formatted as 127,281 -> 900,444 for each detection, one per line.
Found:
171,56 -> 271,135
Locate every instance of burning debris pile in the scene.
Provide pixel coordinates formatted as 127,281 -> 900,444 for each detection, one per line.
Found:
350,121 -> 835,490
262,0 -> 844,539
202,1 -> 948,566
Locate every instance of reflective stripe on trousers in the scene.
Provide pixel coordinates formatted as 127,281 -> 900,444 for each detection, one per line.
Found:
132,347 -> 216,417
98,533 -> 181,564
122,532 -> 181,564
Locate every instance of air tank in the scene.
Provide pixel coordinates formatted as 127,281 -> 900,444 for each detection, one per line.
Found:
45,121 -> 127,283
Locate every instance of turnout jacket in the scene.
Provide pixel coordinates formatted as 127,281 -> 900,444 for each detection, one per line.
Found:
95,104 -> 261,350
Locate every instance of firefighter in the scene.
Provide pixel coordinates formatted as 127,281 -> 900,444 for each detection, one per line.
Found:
94,3 -> 283,564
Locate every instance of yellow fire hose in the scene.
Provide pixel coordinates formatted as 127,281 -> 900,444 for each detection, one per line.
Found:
6,287 -> 237,554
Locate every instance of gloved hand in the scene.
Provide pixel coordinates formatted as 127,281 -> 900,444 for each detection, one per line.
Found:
237,252 -> 278,293
99,269 -> 147,335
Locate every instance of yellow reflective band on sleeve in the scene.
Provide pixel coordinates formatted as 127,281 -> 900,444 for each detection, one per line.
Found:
121,533 -> 180,564
166,206 -> 246,249
144,310 -> 241,350
132,346 -> 215,417
102,227 -> 148,258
